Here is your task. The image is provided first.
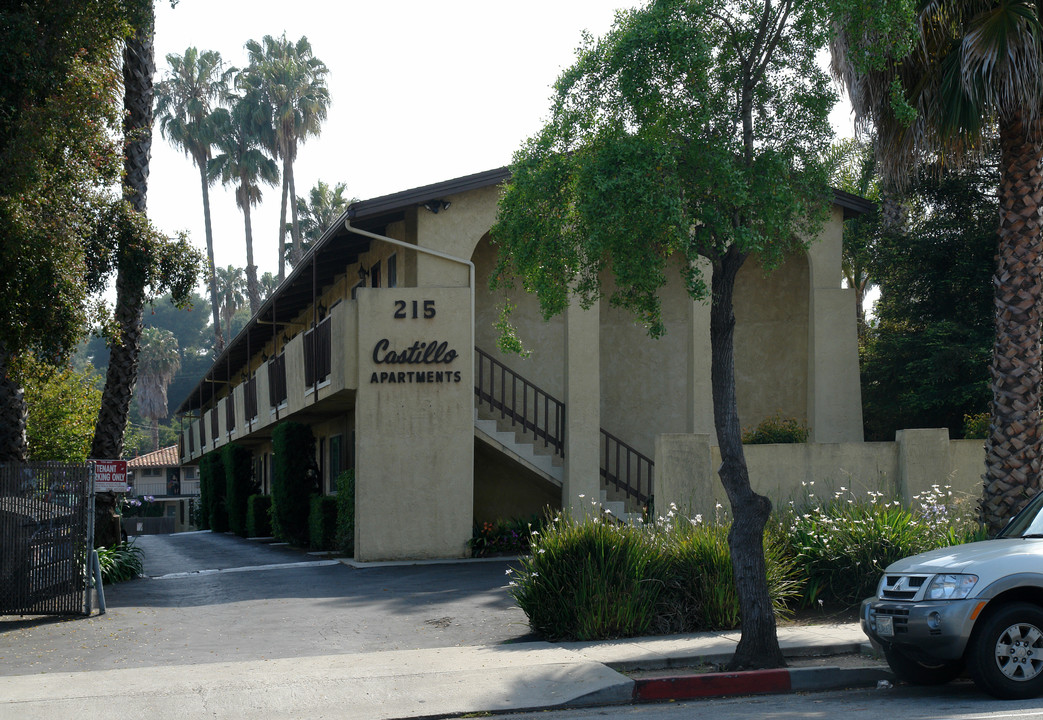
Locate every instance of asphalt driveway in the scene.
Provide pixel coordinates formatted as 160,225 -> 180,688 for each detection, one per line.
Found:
0,532 -> 533,676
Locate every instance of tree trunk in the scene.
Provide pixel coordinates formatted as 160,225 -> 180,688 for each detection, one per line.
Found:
710,246 -> 785,670
982,110 -> 1043,534
91,6 -> 155,549
288,158 -> 302,265
278,167 -> 289,281
199,163 -> 224,354
0,345 -> 27,462
242,181 -> 260,314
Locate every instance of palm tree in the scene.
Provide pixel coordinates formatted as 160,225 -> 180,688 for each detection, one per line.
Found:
832,0 -> 1043,532
155,47 -> 230,353
136,327 -> 180,452
286,180 -> 353,268
243,34 -> 330,279
259,271 -> 278,301
214,265 -> 246,342
209,88 -> 279,315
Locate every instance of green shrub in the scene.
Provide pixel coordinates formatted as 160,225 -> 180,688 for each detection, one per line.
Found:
469,516 -> 544,557
309,495 -> 339,550
196,454 -> 214,531
335,470 -> 355,555
207,450 -> 229,533
779,486 -> 985,608
509,514 -> 667,641
223,444 -> 254,537
962,412 -> 989,440
97,541 -> 144,584
246,494 -> 272,538
271,421 -> 319,545
741,413 -> 809,444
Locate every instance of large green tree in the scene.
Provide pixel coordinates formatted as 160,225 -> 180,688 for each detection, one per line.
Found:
17,356 -> 102,462
286,180 -> 353,267
831,0 -> 1043,532
243,34 -> 330,278
0,2 -> 129,461
491,0 -> 834,669
210,88 -> 279,314
861,157 -> 998,440
155,46 -> 230,352
136,326 -> 181,452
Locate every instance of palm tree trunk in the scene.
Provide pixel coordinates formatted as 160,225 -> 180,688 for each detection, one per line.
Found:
982,111 -> 1043,533
288,160 -> 302,264
242,184 -> 260,314
278,168 -> 289,281
199,163 -> 224,353
0,344 -> 27,462
710,246 -> 785,671
92,7 -> 156,547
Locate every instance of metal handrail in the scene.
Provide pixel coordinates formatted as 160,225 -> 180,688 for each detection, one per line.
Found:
600,428 -> 653,505
474,348 -> 564,457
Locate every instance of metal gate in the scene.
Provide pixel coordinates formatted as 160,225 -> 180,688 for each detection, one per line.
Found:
0,462 -> 92,616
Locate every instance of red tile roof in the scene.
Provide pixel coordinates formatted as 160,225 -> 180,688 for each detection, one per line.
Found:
126,445 -> 180,468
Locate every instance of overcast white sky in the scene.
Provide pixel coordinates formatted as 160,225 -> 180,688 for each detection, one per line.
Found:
149,0 -> 855,287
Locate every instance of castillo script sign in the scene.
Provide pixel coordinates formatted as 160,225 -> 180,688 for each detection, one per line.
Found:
93,460 -> 128,492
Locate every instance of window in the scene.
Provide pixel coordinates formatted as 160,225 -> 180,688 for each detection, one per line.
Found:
387,254 -> 397,288
210,406 -> 219,440
199,415 -> 206,447
303,317 -> 332,387
329,434 -> 343,493
268,354 -> 287,407
244,376 -> 258,420
370,260 -> 381,288
225,395 -> 235,434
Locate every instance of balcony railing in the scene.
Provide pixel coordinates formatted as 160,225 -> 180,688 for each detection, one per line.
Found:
129,478 -> 200,497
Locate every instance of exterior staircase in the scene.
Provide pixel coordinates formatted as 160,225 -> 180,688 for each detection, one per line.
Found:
473,347 -> 652,520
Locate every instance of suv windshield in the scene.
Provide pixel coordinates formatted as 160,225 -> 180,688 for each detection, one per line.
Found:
998,491 -> 1043,538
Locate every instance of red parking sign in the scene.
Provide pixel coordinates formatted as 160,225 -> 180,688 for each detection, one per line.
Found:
93,460 -> 128,492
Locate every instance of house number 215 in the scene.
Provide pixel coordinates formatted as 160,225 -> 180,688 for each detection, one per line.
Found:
393,300 -> 435,319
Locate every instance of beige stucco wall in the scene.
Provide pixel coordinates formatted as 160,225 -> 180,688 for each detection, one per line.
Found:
655,429 -> 985,521
473,441 -> 561,522
354,287 -> 474,561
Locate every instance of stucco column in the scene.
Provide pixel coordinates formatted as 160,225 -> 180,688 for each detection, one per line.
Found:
807,206 -> 864,443
654,433 -> 715,518
564,294 -> 601,513
687,297 -> 714,436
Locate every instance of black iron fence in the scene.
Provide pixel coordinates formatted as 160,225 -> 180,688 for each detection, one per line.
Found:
0,462 -> 92,616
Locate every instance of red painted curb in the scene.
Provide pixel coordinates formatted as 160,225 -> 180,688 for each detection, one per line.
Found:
634,669 -> 792,701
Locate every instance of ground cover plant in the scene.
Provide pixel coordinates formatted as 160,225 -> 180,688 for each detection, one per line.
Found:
97,541 -> 144,584
509,487 -> 985,641
469,516 -> 543,557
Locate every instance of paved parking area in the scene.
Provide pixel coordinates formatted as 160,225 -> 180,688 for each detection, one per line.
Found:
0,532 -> 532,675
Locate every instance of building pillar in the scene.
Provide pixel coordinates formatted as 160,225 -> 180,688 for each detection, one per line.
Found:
654,433 -> 716,519
564,294 -> 601,514
687,296 -> 714,436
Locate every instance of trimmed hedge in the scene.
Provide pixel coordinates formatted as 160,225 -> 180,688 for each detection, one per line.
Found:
335,470 -> 355,555
271,421 -> 319,545
223,444 -> 254,537
309,495 -> 338,550
198,451 -> 228,532
246,494 -> 272,538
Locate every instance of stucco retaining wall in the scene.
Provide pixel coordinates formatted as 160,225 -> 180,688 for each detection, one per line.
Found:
655,429 -> 984,519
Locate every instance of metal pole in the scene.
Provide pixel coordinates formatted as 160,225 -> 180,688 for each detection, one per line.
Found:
92,549 -> 106,614
85,462 -> 95,616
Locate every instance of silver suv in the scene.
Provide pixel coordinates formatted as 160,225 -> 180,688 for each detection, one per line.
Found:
862,490 -> 1043,699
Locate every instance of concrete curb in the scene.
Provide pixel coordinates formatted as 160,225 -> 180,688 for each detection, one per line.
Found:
625,664 -> 894,703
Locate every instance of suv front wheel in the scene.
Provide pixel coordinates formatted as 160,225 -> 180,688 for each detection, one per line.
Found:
969,602 -> 1043,699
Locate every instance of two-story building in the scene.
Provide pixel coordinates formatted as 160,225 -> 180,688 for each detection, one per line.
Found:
177,166 -> 868,561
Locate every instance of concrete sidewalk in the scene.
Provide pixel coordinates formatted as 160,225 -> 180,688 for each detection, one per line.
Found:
1,622 -> 891,720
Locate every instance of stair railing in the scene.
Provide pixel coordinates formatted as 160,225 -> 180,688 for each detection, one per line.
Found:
600,429 -> 653,506
474,347 -> 654,505
475,348 -> 564,457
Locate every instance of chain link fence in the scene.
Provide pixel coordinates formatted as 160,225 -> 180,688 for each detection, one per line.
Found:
0,462 -> 92,616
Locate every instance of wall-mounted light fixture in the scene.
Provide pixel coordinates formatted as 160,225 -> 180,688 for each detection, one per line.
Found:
357,264 -> 369,281
422,199 -> 451,214
317,302 -> 328,319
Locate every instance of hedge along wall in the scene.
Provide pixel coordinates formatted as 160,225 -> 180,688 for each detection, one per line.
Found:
271,421 -> 320,545
205,449 -> 228,532
197,452 -> 220,531
223,444 -> 254,537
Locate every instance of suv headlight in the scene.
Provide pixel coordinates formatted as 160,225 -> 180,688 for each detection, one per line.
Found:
925,574 -> 978,600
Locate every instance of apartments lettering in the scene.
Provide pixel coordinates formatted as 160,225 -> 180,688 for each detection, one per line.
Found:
369,338 -> 461,384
